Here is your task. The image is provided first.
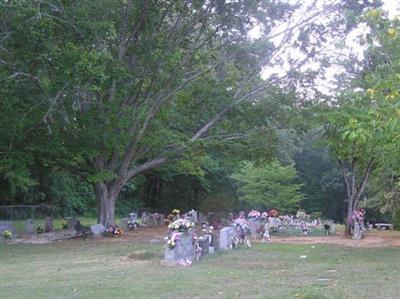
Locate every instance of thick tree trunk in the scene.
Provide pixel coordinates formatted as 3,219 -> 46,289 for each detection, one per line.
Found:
94,182 -> 117,227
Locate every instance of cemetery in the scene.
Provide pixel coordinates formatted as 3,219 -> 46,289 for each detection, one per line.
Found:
1,1 -> 400,298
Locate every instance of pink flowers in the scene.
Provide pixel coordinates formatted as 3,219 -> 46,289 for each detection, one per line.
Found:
248,210 -> 261,218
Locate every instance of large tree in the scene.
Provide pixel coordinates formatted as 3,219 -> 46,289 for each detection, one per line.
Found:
1,1 -> 376,225
321,8 -> 400,234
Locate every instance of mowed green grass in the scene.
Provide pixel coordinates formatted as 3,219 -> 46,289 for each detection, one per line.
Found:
0,240 -> 399,299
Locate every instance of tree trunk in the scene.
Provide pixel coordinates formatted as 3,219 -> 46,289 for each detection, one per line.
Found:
94,182 -> 117,227
345,196 -> 354,236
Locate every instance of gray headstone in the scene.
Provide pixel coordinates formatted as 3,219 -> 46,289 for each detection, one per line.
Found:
157,214 -> 165,225
66,217 -> 78,230
129,213 -> 138,221
198,212 -> 205,223
164,232 -> 194,262
219,226 -> 236,250
198,236 -> 209,257
120,218 -> 129,231
248,218 -> 260,236
329,223 -> 336,235
90,223 -> 105,235
144,214 -> 157,227
352,222 -> 363,240
0,221 -> 17,239
44,216 -> 54,232
141,211 -> 147,220
26,218 -> 35,234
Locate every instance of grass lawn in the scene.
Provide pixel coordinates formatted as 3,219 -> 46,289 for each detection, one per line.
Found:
0,239 -> 399,299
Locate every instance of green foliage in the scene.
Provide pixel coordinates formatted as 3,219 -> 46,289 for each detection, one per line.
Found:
231,160 -> 304,213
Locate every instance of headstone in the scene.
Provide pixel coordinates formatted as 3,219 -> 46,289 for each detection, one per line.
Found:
164,232 -> 194,262
188,209 -> 198,223
129,212 -> 138,222
248,218 -> 260,236
198,212 -> 205,223
25,218 -> 35,234
66,217 -> 78,230
157,214 -> 165,225
329,223 -> 336,235
141,211 -> 147,220
90,223 -> 105,235
219,226 -> 236,250
0,221 -> 17,239
44,216 -> 54,232
120,218 -> 129,231
198,236 -> 209,257
144,214 -> 157,227
352,222 -> 363,240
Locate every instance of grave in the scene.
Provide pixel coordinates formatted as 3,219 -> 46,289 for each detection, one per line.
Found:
44,216 -> 54,232
129,212 -> 138,222
0,221 -> 16,239
352,222 -> 363,240
143,214 -> 157,227
219,226 -> 236,250
120,218 -> 129,231
164,232 -> 194,262
156,214 -> 165,225
26,218 -> 35,234
90,223 -> 105,235
198,212 -> 206,223
66,217 -> 78,230
198,236 -> 209,257
248,218 -> 260,236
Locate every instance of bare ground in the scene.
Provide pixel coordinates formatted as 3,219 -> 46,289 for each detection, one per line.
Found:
13,225 -> 400,248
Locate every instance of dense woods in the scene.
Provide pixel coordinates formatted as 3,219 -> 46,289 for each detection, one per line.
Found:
1,0 -> 399,232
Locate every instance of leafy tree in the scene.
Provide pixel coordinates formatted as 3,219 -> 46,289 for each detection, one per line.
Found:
321,9 -> 400,234
231,160 -> 304,213
1,1 -> 377,225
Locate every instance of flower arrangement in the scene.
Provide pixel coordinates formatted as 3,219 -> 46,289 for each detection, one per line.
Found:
177,259 -> 192,267
202,224 -> 213,235
164,213 -> 175,225
165,231 -> 180,249
168,218 -> 195,232
36,225 -> 44,234
269,209 -> 279,217
261,212 -> 269,219
296,209 -> 307,219
172,209 -> 180,215
351,208 -> 365,223
2,230 -> 12,240
103,225 -> 123,237
248,210 -> 261,218
193,235 -> 203,261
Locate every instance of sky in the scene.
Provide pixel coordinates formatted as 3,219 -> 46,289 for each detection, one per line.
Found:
251,0 -> 400,96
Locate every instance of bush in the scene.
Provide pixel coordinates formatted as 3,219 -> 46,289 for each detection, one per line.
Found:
2,230 -> 12,240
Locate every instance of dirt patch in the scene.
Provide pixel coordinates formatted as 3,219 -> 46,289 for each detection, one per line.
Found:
127,250 -> 157,260
265,230 -> 400,248
11,225 -> 400,248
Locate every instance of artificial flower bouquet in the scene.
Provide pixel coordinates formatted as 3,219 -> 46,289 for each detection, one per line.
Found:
2,230 -> 12,240
165,231 -> 180,249
168,218 -> 195,232
248,210 -> 261,218
269,209 -> 279,218
171,209 -> 180,215
103,225 -> 123,237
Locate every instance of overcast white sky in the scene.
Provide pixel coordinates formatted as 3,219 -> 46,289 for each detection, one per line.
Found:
252,0 -> 400,95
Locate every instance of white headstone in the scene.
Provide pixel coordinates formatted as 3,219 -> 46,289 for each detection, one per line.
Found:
219,226 -> 236,250
26,218 -> 35,234
90,223 -> 105,235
